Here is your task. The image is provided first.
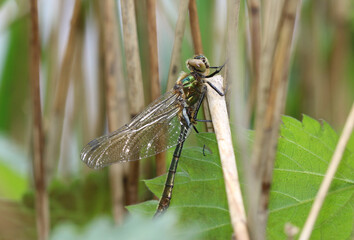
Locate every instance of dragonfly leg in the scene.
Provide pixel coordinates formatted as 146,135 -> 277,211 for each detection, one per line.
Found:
202,144 -> 212,156
195,119 -> 212,123
205,61 -> 226,78
206,81 -> 224,96
193,125 -> 199,133
192,85 -> 207,122
197,68 -> 225,96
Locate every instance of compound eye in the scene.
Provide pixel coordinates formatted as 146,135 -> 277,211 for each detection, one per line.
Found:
187,58 -> 206,72
194,54 -> 204,60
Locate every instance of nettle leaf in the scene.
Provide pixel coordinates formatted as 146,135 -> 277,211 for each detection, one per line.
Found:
128,133 -> 233,240
268,115 -> 354,239
128,115 -> 354,240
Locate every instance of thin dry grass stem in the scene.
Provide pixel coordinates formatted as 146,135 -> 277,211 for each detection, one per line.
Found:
29,0 -> 49,239
120,0 -> 145,204
250,1 -> 302,239
146,0 -> 166,177
207,75 -> 249,240
60,25 -> 84,177
166,0 -> 189,90
92,0 -> 107,141
188,0 -> 213,133
43,1 -> 63,119
246,0 -> 261,122
46,0 -> 81,178
188,0 -> 203,55
225,1 -> 250,239
120,0 -> 145,115
328,0 -> 351,128
312,2 -> 329,123
251,0 -> 283,175
147,0 -> 160,102
188,0 -> 212,133
253,0 -> 283,140
299,103 -> 354,240
248,1 -> 283,239
297,2 -> 322,122
72,28 -> 86,145
225,0 -> 241,93
101,0 -> 129,223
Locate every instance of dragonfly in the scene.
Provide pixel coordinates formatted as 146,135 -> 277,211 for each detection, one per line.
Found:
80,55 -> 225,217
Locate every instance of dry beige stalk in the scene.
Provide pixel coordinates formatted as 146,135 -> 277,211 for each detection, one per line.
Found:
29,0 -> 49,238
189,0 -> 203,55
146,0 -> 166,177
166,0 -> 189,90
206,75 -> 249,240
188,0 -> 213,133
46,0 -> 81,178
120,0 -> 145,205
246,0 -> 261,121
102,0 -> 129,224
250,1 -> 302,239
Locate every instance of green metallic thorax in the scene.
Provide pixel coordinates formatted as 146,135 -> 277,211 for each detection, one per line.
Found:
179,73 -> 204,108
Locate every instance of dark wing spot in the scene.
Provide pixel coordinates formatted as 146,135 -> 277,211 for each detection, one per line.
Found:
88,139 -> 101,151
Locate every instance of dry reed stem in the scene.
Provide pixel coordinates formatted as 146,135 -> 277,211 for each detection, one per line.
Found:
92,0 -> 107,142
225,0 -> 241,93
188,0 -> 203,55
253,0 -> 282,158
46,0 -> 81,178
29,0 -> 49,239
147,0 -> 160,102
328,0 -> 351,128
120,0 -> 145,114
188,0 -> 213,133
224,2 -> 250,238
146,0 -> 166,177
261,0 -> 302,204
299,104 -> 354,239
120,0 -> 145,204
102,0 -> 129,223
311,2 -> 329,123
206,75 -> 249,240
297,4 -> 322,121
60,25 -> 84,176
250,1 -> 302,239
43,1 -> 62,118
166,0 -> 189,90
253,0 -> 283,134
224,2 -> 250,239
246,0 -> 261,121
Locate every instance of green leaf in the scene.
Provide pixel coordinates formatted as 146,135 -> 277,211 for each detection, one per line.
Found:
129,133 -> 233,240
268,115 -> 354,239
129,115 -> 354,240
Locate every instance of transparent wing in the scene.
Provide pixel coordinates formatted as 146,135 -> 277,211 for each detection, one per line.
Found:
80,90 -> 191,169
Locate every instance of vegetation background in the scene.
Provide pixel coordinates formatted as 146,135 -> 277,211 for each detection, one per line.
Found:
0,0 -> 353,239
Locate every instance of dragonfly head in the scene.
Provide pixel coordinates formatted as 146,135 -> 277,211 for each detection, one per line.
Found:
186,55 -> 210,75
